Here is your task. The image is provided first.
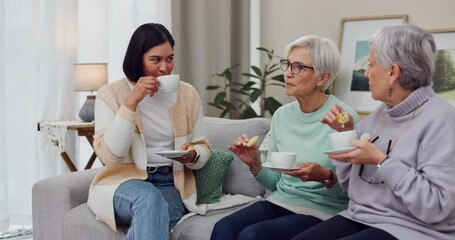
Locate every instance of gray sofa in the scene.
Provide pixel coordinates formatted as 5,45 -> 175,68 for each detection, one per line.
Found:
32,117 -> 271,240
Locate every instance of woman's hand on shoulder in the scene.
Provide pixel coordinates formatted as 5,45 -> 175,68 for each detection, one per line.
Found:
320,104 -> 354,131
124,76 -> 159,111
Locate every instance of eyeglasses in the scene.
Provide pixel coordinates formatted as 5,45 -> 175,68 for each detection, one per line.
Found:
280,59 -> 314,75
358,137 -> 390,184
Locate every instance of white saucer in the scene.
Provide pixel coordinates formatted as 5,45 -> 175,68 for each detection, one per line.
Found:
262,163 -> 299,173
323,147 -> 357,154
155,150 -> 187,158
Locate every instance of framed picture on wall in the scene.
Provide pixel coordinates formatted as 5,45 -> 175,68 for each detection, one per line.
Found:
333,15 -> 409,114
430,28 -> 455,107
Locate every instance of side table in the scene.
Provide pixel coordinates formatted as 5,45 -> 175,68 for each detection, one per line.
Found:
38,121 -> 101,172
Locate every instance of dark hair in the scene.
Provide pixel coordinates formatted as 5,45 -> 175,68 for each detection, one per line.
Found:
123,23 -> 175,82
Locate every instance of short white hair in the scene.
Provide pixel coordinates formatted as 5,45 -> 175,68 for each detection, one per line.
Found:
285,35 -> 341,91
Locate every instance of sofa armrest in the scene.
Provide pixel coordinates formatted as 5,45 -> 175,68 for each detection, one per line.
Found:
32,168 -> 100,240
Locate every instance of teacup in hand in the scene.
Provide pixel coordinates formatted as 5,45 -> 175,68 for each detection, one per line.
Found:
270,152 -> 296,168
158,74 -> 180,93
329,130 -> 357,150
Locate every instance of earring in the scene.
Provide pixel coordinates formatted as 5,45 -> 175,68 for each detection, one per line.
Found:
388,87 -> 393,97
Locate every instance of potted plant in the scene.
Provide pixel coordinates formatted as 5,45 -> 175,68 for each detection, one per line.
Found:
206,47 -> 285,119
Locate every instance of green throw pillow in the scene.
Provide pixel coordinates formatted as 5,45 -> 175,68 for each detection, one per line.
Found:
194,149 -> 234,204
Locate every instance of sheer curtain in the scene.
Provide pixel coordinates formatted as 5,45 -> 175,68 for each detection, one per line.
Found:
0,1 -> 7,229
0,0 -> 77,228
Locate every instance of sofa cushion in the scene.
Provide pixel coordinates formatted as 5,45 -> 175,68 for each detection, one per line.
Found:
203,117 -> 271,197
64,203 -> 126,240
170,201 -> 258,240
194,149 -> 234,204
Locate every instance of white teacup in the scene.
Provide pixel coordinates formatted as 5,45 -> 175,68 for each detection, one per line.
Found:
329,130 -> 357,150
158,74 -> 180,93
270,152 -> 296,168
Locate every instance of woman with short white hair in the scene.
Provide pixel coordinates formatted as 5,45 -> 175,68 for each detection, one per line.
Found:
211,35 -> 360,240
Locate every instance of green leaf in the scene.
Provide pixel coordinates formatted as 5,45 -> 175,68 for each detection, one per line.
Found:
214,92 -> 226,105
220,67 -> 231,76
257,47 -> 270,53
220,109 -> 229,118
241,73 -> 260,79
239,106 -> 259,119
207,47 -> 287,119
251,66 -> 262,77
268,63 -> 280,72
208,102 -> 224,110
271,74 -> 285,82
243,81 -> 257,88
220,101 -> 237,111
264,97 -> 282,115
206,85 -> 220,90
224,70 -> 233,81
250,89 -> 261,102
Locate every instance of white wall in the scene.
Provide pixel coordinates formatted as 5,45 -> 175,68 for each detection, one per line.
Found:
260,0 -> 455,105
77,0 -> 108,63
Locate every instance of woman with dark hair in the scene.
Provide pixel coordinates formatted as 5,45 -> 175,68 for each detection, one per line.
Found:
87,23 -> 211,240
295,24 -> 455,240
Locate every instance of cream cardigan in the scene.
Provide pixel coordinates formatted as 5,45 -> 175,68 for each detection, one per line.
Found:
87,78 -> 211,231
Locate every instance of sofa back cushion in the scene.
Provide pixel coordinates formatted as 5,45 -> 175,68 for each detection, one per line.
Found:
203,117 -> 271,197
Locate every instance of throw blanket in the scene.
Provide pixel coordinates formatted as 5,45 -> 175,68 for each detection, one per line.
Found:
172,194 -> 261,231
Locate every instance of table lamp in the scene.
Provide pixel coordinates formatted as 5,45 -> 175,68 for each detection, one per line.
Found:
75,63 -> 108,122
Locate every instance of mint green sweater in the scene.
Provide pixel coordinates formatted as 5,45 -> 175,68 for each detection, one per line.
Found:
256,95 -> 359,216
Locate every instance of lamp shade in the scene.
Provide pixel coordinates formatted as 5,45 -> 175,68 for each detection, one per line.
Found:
75,63 -> 108,91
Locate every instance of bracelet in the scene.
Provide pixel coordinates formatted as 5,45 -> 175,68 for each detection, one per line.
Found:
250,166 -> 262,177
323,170 -> 334,188
191,151 -> 200,164
377,156 -> 389,167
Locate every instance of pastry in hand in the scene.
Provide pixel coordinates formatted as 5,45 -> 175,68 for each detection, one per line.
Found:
246,135 -> 259,147
336,112 -> 350,128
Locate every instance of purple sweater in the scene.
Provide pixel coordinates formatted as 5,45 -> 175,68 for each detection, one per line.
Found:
333,86 -> 455,240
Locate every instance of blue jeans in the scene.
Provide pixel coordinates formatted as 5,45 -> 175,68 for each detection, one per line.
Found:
210,200 -> 322,240
113,172 -> 187,240
291,215 -> 397,240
